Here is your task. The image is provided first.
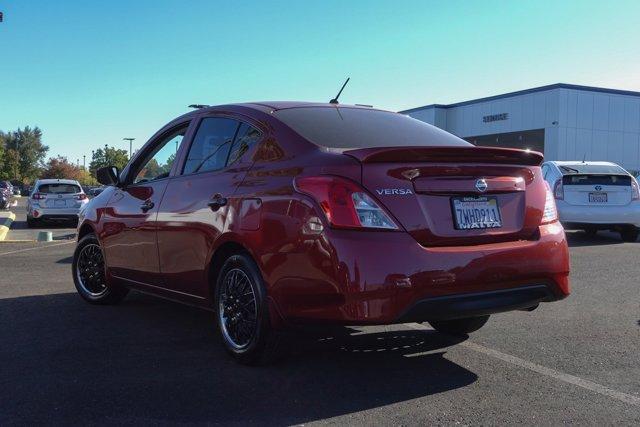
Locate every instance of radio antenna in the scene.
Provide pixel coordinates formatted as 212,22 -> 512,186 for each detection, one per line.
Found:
329,77 -> 350,104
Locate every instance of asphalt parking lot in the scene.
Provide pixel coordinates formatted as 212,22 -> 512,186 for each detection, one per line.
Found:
1,201 -> 639,424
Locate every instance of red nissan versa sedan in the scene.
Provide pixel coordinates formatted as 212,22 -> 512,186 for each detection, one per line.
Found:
73,102 -> 570,364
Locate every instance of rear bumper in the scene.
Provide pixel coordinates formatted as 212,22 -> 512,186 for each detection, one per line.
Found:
397,285 -> 554,322
270,222 -> 570,325
557,200 -> 640,226
29,206 -> 81,219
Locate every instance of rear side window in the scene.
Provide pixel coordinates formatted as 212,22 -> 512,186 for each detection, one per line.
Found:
227,123 -> 262,166
37,184 -> 81,194
273,107 -> 470,149
183,118 -> 239,174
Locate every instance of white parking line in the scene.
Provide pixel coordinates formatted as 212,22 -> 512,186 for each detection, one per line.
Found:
0,241 -> 74,256
407,323 -> 640,407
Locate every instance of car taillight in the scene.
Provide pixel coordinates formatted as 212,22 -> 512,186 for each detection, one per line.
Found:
542,182 -> 558,224
631,179 -> 640,201
75,194 -> 88,200
553,179 -> 564,200
32,193 -> 46,200
294,175 -> 399,230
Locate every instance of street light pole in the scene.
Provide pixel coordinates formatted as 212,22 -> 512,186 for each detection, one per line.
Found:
123,137 -> 135,159
83,155 -> 86,169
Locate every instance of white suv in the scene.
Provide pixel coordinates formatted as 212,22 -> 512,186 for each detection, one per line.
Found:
542,161 -> 640,241
27,179 -> 89,227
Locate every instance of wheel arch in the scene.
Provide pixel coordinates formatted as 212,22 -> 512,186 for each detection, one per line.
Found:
77,222 -> 96,241
208,240 -> 253,296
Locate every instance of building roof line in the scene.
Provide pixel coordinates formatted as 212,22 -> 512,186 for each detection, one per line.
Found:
399,83 -> 640,114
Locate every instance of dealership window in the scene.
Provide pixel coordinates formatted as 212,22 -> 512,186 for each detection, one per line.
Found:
464,129 -> 545,154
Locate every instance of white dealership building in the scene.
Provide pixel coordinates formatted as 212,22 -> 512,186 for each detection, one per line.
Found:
401,83 -> 640,172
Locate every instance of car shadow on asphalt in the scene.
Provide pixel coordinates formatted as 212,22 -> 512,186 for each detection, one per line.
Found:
10,219 -> 76,231
565,230 -> 627,247
0,291 -> 476,424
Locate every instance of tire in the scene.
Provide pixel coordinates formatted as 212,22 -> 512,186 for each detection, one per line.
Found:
583,227 -> 597,237
72,233 -> 128,304
620,226 -> 639,242
26,216 -> 38,228
214,253 -> 282,365
428,315 -> 490,335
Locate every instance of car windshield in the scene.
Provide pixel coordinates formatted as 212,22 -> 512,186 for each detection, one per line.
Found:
558,164 -> 627,175
37,183 -> 81,194
273,106 -> 471,149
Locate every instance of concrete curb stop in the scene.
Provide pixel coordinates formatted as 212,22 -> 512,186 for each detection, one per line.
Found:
0,212 -> 16,241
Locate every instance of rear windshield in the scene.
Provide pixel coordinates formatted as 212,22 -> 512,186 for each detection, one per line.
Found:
562,175 -> 631,186
37,184 -> 81,194
558,164 -> 627,175
273,107 -> 471,149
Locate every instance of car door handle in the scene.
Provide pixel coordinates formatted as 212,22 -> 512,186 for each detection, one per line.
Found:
140,200 -> 155,212
207,196 -> 228,212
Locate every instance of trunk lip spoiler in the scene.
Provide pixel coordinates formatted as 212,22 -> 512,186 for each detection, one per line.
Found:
343,146 -> 544,166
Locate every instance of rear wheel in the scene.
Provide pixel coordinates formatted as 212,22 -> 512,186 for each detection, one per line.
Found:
72,233 -> 128,304
215,253 -> 282,365
428,315 -> 490,335
26,216 -> 38,228
620,226 -> 639,242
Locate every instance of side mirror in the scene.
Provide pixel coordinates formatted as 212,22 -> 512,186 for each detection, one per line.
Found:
96,166 -> 120,186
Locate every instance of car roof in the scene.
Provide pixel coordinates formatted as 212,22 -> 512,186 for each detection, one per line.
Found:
547,161 -> 621,167
182,101 -> 387,116
36,179 -> 82,185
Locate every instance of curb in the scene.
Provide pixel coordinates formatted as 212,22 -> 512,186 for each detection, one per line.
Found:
0,212 -> 16,241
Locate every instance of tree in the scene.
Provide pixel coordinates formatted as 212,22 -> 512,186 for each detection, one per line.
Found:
76,168 -> 98,186
41,156 -> 82,180
41,156 -> 98,186
2,126 -> 49,183
89,145 -> 129,175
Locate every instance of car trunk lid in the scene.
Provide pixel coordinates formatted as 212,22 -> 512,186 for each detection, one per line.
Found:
343,146 -> 547,247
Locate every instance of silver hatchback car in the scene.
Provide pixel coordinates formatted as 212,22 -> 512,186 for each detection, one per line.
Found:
27,179 -> 89,227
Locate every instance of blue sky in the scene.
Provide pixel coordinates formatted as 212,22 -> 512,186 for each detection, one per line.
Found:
1,0 -> 640,163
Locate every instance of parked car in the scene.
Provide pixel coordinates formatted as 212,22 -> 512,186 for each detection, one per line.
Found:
27,179 -> 89,227
87,186 -> 106,198
73,102 -> 570,364
542,161 -> 640,241
0,180 -> 13,194
0,186 -> 11,210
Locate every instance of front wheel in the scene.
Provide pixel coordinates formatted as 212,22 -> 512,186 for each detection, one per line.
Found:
72,233 -> 128,304
215,253 -> 282,365
428,315 -> 490,335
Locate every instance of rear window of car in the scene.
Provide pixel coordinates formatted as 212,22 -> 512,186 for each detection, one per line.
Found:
558,164 -> 627,175
273,107 -> 471,149
563,175 -> 631,186
37,184 -> 81,194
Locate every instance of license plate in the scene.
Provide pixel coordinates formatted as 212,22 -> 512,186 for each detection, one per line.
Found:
452,196 -> 502,230
54,199 -> 66,207
589,192 -> 607,203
